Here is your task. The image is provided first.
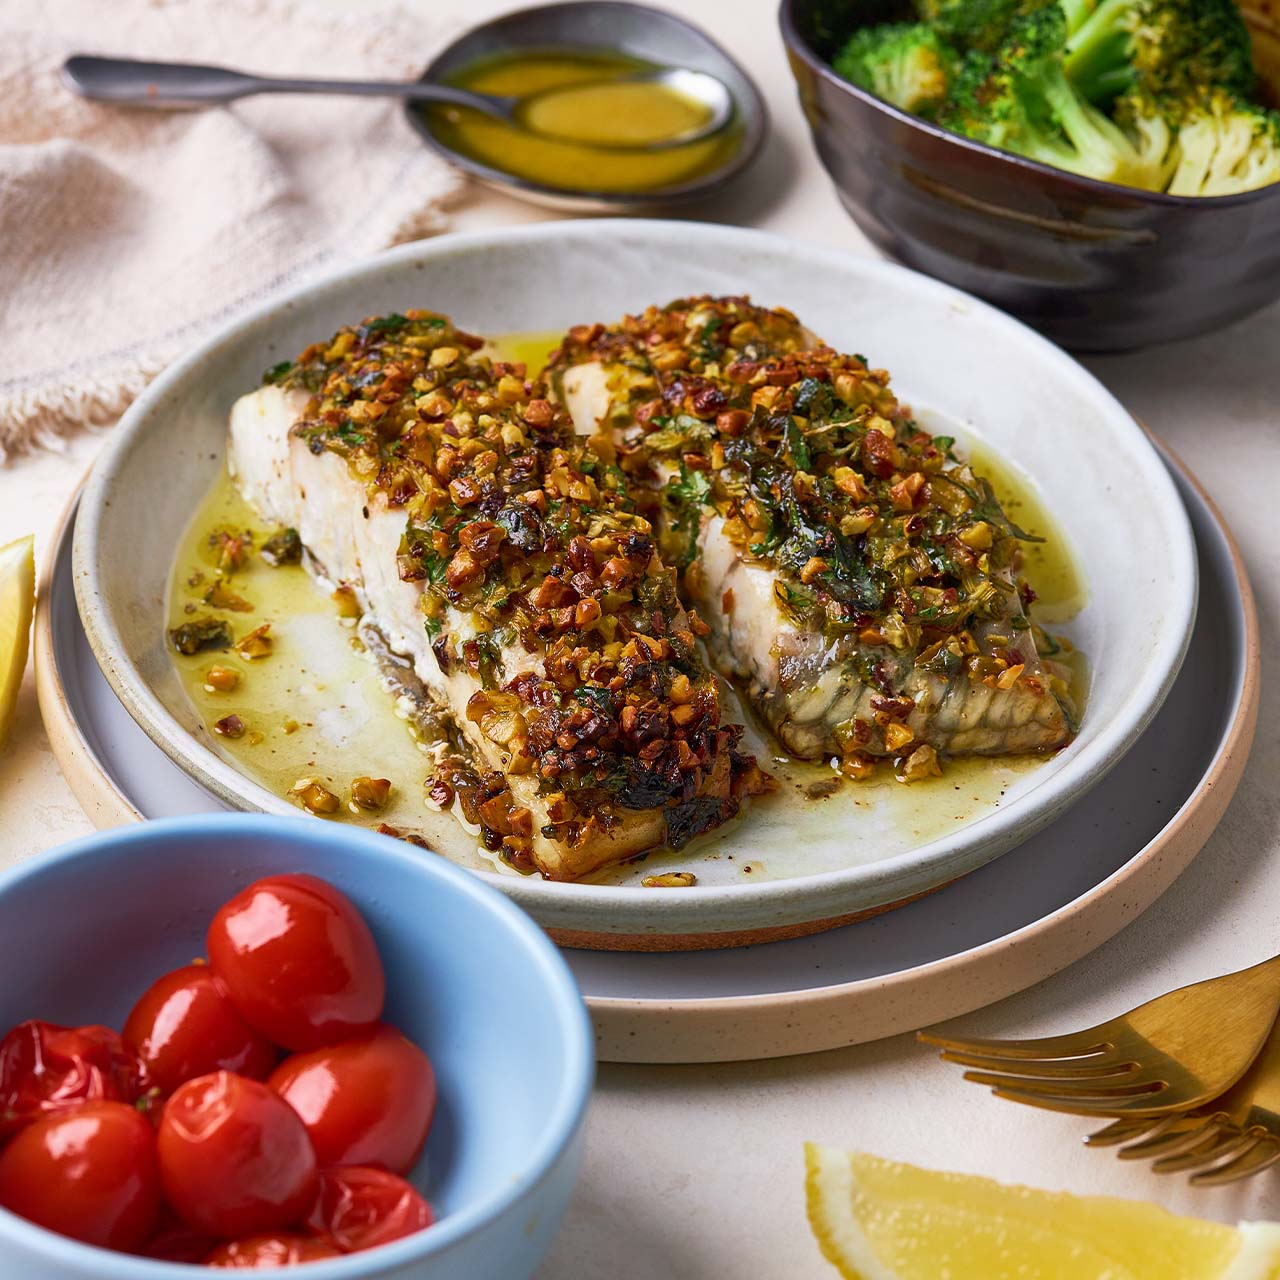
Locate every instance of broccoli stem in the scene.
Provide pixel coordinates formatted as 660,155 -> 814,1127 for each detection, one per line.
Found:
1057,0 -> 1095,36
1063,0 -> 1136,103
1089,65 -> 1140,101
1038,70 -> 1151,185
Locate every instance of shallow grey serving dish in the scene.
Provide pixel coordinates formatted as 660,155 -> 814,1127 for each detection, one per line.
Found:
407,0 -> 767,211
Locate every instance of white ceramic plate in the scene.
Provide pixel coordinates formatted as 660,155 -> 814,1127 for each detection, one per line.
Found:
43,451 -> 1254,1062
73,221 -> 1197,941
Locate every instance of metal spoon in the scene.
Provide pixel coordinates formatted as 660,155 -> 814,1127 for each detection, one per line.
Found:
61,55 -> 734,151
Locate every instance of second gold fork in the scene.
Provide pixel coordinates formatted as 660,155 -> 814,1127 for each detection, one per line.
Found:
1087,1011 -> 1280,1186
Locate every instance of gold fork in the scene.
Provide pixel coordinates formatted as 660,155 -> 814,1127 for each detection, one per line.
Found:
1085,1015 -> 1280,1186
918,954 -> 1280,1117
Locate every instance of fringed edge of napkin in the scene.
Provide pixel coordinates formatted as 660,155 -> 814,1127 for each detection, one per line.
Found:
0,162 -> 464,463
0,359 -> 168,461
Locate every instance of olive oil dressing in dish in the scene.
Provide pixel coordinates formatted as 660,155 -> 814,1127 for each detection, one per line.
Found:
420,50 -> 743,195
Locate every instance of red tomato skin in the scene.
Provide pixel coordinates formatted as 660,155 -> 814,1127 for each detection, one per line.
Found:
139,1214 -> 217,1263
207,875 -> 386,1052
0,1021 -> 142,1138
304,1165 -> 434,1254
123,964 -> 278,1095
157,1071 -> 318,1239
205,1233 -> 342,1267
0,1100 -> 159,1251
269,1024 -> 435,1174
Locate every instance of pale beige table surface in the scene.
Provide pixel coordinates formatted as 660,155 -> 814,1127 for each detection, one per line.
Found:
2,2 -> 1278,1274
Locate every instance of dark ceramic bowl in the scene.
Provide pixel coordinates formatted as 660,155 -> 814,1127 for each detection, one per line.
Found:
779,0 -> 1280,351
408,1 -> 766,213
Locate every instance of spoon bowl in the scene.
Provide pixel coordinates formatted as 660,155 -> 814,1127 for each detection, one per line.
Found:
513,66 -> 735,150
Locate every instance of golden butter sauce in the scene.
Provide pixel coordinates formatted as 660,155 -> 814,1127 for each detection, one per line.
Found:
421,49 -> 741,194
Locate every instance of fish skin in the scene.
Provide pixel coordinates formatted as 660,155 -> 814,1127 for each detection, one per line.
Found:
743,616 -> 1072,760
691,513 -> 1071,760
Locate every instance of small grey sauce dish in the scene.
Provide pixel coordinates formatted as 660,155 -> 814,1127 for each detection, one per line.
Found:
779,0 -> 1280,352
407,0 -> 767,211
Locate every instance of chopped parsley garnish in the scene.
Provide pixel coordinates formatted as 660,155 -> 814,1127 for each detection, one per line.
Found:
782,417 -> 812,471
666,462 -> 714,567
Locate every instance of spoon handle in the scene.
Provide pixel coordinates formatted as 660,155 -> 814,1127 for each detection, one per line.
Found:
62,55 -> 504,114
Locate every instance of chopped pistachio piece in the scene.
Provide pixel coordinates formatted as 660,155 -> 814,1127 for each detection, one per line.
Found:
235,624 -> 273,660
260,527 -> 302,567
212,714 -> 246,739
349,776 -> 392,812
203,664 -> 240,693
169,616 -> 231,656
290,778 -> 340,815
203,580 -> 253,612
641,871 -> 697,888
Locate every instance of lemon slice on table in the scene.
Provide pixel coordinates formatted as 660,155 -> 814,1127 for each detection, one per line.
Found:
0,535 -> 35,748
805,1144 -> 1280,1280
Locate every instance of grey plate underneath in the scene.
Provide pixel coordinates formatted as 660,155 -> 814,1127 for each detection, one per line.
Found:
50,456 -> 1244,1054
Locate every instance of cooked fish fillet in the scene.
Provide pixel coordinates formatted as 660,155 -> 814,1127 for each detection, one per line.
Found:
231,385 -> 438,687
548,297 -> 1075,771
692,522 -> 1069,758
228,312 -> 758,880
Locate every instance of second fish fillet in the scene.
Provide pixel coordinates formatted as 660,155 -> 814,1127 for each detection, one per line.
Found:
548,296 -> 1076,775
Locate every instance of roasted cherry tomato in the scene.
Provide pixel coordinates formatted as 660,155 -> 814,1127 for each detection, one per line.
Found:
305,1166 -> 434,1254
157,1071 -> 318,1238
0,1100 -> 159,1251
269,1024 -> 435,1174
208,875 -> 385,1052
205,1234 -> 342,1267
124,964 -> 277,1095
0,1020 -> 142,1138
139,1213 -> 216,1263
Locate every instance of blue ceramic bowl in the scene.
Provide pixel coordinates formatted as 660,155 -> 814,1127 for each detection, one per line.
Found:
0,816 -> 593,1279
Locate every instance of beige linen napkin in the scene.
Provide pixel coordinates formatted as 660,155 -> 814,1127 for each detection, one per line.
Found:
0,0 -> 467,459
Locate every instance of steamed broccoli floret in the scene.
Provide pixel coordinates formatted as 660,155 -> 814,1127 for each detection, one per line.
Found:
1166,89 -> 1280,196
1110,88 -> 1177,188
940,47 -> 1043,152
833,22 -> 958,116
1113,83 -> 1280,197
940,8 -> 1168,188
1064,0 -> 1257,106
845,0 -> 1277,197
914,0 -> 1041,53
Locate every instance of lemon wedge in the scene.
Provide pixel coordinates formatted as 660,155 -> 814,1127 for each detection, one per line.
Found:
0,535 -> 35,748
805,1144 -> 1280,1280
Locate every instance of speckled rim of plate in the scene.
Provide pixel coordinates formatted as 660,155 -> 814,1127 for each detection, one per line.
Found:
69,221 -> 1198,942
37,443 -> 1258,1060
35,487 -> 140,833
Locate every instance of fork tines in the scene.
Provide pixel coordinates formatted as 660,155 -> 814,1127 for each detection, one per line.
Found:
918,1030 -> 1174,1117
